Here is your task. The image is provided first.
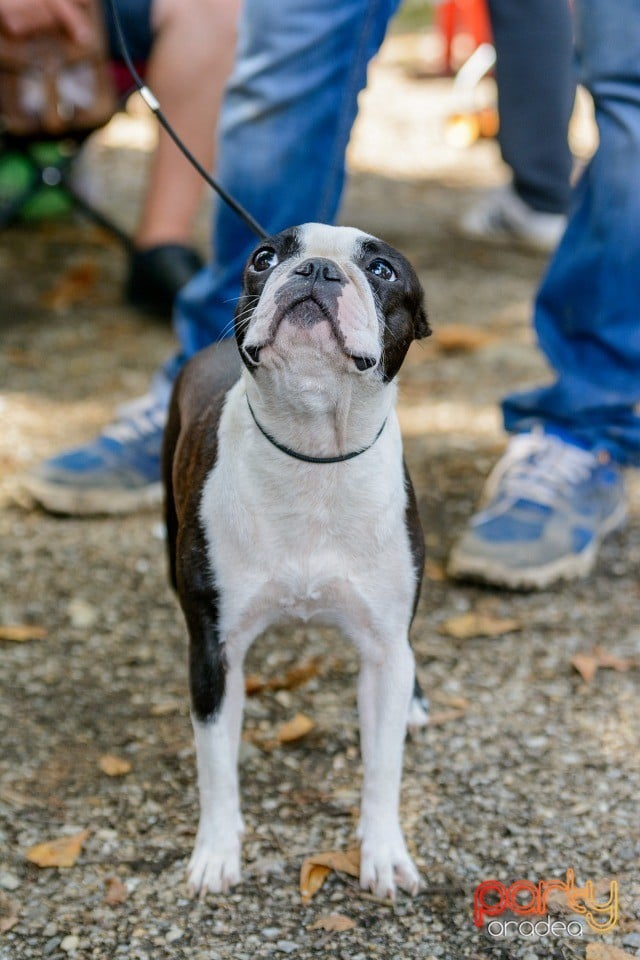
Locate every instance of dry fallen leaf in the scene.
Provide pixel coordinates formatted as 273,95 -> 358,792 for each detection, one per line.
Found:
309,913 -> 357,932
245,657 -> 322,697
25,829 -> 89,868
572,646 -> 636,684
277,713 -> 314,743
278,657 -> 322,691
40,261 -> 98,311
431,692 -> 470,710
586,946 -> 638,960
99,755 -> 132,777
149,701 -> 181,717
429,709 -> 467,726
571,652 -> 599,684
104,876 -> 128,906
439,612 -> 521,640
245,674 -> 266,695
0,624 -> 47,643
300,848 -> 360,903
592,646 -> 635,671
301,862 -> 332,902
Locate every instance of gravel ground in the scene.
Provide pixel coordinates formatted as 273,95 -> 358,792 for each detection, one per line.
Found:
1,28 -> 639,960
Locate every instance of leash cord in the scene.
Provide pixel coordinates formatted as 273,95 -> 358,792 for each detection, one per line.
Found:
105,0 -> 269,240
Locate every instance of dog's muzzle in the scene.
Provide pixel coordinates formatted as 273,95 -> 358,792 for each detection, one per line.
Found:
243,257 -> 378,371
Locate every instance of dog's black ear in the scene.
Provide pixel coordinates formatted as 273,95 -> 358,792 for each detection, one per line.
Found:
414,304 -> 431,340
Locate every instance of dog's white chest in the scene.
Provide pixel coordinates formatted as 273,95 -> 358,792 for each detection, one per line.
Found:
199,386 -> 416,653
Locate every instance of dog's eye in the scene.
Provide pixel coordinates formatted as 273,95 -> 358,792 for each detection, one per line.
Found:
367,258 -> 397,282
251,247 -> 279,272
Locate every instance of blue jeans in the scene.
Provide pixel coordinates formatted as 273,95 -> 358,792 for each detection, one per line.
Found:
166,0 -> 399,381
503,0 -> 640,466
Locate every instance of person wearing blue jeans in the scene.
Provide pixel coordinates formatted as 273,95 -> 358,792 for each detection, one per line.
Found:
29,0 -> 640,595
26,0 -> 401,516
448,0 -> 640,588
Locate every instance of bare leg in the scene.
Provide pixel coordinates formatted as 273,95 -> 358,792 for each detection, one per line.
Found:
135,0 -> 240,248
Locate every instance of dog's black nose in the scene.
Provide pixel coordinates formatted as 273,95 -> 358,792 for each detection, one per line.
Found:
293,258 -> 346,284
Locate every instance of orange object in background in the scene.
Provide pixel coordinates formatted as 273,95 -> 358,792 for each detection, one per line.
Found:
445,104 -> 499,148
436,0 -> 493,74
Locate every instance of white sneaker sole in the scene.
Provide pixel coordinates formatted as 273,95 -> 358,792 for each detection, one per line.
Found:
22,475 -> 163,517
447,501 -> 628,591
453,221 -> 562,255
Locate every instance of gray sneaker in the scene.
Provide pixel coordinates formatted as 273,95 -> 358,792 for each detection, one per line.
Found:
447,431 -> 627,590
458,184 -> 567,253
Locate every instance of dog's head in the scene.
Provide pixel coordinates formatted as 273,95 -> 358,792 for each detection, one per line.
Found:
235,224 -> 429,387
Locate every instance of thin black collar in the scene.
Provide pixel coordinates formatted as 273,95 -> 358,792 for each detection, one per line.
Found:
245,395 -> 387,464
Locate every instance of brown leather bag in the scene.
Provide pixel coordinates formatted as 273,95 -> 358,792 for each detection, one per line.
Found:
0,0 -> 116,137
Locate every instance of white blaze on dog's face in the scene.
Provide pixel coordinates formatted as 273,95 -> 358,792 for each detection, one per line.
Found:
235,223 -> 429,390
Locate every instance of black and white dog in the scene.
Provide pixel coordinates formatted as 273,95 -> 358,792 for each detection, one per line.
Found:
163,223 -> 431,900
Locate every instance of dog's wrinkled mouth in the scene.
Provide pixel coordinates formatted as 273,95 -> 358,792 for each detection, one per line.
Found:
242,294 -> 378,371
283,295 -> 332,327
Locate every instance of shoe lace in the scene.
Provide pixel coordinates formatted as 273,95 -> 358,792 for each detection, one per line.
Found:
483,431 -> 596,508
102,393 -> 167,445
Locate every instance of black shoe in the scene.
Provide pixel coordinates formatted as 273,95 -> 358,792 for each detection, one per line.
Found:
126,243 -> 204,317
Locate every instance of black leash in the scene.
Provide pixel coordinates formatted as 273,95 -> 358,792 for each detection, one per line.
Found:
106,0 -> 269,241
245,395 -> 387,464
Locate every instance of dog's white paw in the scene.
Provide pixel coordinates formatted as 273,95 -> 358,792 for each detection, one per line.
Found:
359,827 -> 420,899
187,834 -> 242,896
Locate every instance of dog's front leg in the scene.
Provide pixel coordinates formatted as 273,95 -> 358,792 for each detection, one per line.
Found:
183,594 -> 245,896
357,642 -> 420,899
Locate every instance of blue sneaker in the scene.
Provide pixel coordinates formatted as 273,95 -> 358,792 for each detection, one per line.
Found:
447,431 -> 627,589
24,386 -> 169,516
